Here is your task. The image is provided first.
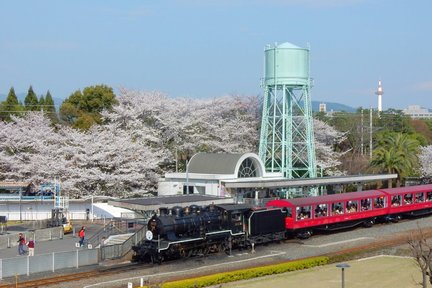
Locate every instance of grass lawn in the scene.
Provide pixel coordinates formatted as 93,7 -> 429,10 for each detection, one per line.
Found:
221,255 -> 429,288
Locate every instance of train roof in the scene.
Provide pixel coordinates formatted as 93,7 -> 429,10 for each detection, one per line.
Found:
267,190 -> 386,207
378,184 -> 432,195
216,203 -> 253,211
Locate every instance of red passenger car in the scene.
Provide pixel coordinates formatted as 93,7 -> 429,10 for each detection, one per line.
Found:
380,184 -> 432,219
266,184 -> 432,238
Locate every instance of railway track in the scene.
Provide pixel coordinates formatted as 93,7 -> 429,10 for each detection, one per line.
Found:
0,263 -> 144,288
1,225 -> 431,288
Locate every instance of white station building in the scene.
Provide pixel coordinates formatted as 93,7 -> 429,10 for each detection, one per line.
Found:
157,152 -> 398,204
158,152 -> 282,198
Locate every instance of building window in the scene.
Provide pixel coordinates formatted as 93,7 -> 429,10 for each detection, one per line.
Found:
238,158 -> 258,178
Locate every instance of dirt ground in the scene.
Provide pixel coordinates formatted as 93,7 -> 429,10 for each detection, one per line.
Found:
220,255 -> 430,288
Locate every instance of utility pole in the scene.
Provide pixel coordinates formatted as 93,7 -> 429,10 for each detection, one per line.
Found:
361,109 -> 364,156
369,108 -> 373,159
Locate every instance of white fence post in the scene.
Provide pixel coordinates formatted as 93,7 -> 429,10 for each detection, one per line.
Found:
0,258 -> 2,280
76,250 -> 79,268
27,255 -> 30,276
52,252 -> 55,272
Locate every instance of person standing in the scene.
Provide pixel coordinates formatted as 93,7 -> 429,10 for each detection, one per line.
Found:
17,233 -> 26,255
27,238 -> 35,256
78,226 -> 86,247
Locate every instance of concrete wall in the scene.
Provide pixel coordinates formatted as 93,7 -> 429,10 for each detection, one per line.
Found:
158,178 -> 222,196
0,202 -> 97,221
0,201 -> 135,221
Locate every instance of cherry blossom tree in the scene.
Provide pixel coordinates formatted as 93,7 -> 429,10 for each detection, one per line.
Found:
313,119 -> 347,176
102,89 -> 259,167
0,89 -> 346,198
419,146 -> 432,177
0,112 -> 162,198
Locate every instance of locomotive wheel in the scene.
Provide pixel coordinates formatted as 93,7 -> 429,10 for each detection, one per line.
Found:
391,215 -> 401,223
363,219 -> 375,228
203,246 -> 209,255
179,248 -> 187,258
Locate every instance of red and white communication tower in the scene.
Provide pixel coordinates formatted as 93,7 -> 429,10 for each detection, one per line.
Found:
375,80 -> 384,112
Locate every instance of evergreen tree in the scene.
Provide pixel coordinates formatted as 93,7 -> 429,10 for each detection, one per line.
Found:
0,87 -> 24,121
24,86 -> 39,111
44,90 -> 56,113
39,95 -> 45,110
60,84 -> 117,130
44,90 -> 58,123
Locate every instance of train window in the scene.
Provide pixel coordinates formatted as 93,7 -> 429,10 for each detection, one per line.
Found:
415,192 -> 424,203
296,206 -> 311,220
391,195 -> 401,207
314,204 -> 328,218
373,197 -> 385,209
404,193 -> 413,205
331,202 -> 344,215
427,192 -> 432,201
360,198 -> 371,211
346,200 -> 358,213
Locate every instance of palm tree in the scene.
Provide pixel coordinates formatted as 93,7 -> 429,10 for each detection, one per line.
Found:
370,133 -> 419,187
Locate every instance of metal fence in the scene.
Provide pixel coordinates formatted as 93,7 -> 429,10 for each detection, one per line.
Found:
0,227 -> 63,250
0,248 -> 99,279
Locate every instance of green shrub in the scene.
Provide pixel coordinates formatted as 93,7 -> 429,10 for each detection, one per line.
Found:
141,256 -> 329,288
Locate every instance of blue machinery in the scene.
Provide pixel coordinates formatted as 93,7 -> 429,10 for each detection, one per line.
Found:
259,43 -> 317,195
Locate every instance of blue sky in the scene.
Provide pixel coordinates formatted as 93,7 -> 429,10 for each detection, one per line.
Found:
1,0 -> 431,109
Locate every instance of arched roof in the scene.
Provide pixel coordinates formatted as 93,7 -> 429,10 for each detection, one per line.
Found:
188,153 -> 264,177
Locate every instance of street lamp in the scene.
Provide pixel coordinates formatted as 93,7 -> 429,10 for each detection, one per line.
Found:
336,263 -> 350,288
185,159 -> 189,194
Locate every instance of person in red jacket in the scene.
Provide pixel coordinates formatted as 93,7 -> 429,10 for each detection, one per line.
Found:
27,238 -> 35,256
17,233 -> 26,255
78,226 -> 86,247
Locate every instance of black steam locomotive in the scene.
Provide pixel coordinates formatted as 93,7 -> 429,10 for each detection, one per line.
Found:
131,203 -> 286,263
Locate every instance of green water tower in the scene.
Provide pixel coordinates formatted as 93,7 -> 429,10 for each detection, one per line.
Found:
259,42 -> 317,187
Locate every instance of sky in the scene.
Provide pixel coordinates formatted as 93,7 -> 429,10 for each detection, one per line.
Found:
0,0 -> 431,110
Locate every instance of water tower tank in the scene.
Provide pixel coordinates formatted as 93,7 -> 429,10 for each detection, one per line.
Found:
264,42 -> 309,86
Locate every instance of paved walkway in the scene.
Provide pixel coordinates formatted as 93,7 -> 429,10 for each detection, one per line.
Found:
0,222 -> 104,259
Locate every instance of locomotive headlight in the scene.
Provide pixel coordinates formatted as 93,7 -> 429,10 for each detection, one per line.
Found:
146,230 -> 153,241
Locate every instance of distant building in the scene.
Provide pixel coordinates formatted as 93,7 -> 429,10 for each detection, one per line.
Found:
402,105 -> 432,119
319,103 -> 327,112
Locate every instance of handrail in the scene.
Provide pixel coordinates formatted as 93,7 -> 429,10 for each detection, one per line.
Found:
86,219 -> 127,248
100,225 -> 147,260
